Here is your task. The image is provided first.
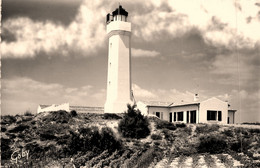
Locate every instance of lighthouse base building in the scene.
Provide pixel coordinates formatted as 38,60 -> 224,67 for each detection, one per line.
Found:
137,97 -> 236,124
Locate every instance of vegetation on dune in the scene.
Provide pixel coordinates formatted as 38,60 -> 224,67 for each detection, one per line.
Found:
1,109 -> 260,167
118,104 -> 150,139
198,134 -> 228,154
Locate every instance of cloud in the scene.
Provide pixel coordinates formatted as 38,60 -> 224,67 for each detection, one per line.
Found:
133,84 -> 206,103
209,50 -> 259,88
2,0 -> 110,59
132,84 -> 157,99
229,89 -> 260,122
131,0 -> 260,50
3,0 -> 260,59
1,77 -> 105,115
132,48 -> 160,57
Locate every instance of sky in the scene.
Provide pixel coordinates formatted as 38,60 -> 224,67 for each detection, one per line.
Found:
1,0 -> 260,123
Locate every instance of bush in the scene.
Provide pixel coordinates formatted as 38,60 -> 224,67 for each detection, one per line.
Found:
230,138 -> 252,152
24,110 -> 34,116
195,124 -> 219,134
40,130 -> 56,141
118,104 -> 150,139
25,142 -> 46,159
1,126 -> 7,132
198,135 -> 227,154
151,134 -> 162,140
182,127 -> 192,135
70,110 -> 77,117
68,126 -> 121,156
1,138 -> 13,160
248,128 -> 260,134
42,110 -> 71,123
1,115 -> 17,125
135,146 -> 163,168
175,122 -> 186,128
103,113 -> 122,120
222,129 -> 234,137
8,124 -> 30,133
155,120 -> 176,130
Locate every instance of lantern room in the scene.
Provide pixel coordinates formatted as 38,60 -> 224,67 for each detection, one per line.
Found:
106,5 -> 128,24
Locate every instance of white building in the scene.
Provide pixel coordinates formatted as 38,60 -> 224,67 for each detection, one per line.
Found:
137,96 -> 236,124
37,103 -> 104,114
104,5 -> 133,113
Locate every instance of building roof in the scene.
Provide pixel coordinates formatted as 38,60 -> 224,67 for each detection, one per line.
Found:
112,5 -> 128,17
141,101 -> 174,107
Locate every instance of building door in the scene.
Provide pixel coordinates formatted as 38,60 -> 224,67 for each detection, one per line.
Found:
190,110 -> 196,123
169,113 -> 172,122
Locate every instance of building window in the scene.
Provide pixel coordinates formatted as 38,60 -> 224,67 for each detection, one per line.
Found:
155,112 -> 160,118
207,110 -> 217,120
187,111 -> 189,123
169,113 -> 172,122
218,111 -> 222,121
174,112 -> 176,121
177,112 -> 183,121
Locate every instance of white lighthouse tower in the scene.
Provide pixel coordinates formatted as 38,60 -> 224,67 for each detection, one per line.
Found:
104,5 -> 133,113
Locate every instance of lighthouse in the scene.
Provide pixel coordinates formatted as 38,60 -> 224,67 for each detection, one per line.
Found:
104,5 -> 133,113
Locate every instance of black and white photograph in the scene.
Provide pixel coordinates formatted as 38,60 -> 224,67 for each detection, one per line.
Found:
1,0 -> 260,167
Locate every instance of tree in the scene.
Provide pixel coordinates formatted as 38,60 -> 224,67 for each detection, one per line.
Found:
118,104 -> 150,139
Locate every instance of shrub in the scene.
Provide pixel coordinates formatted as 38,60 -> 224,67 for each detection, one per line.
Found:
135,146 -> 163,168
68,126 -> 121,156
1,126 -> 7,132
103,113 -> 122,120
118,104 -> 150,139
40,130 -> 56,141
222,129 -> 234,137
24,110 -> 34,116
161,128 -> 176,142
230,138 -> 252,153
182,127 -> 192,135
198,134 -> 227,154
1,138 -> 12,160
155,120 -> 176,130
1,115 -> 16,125
195,124 -> 219,134
175,122 -> 186,128
25,142 -> 46,159
8,124 -> 30,133
248,128 -> 260,134
42,110 -> 71,123
70,110 -> 77,117
99,127 -> 122,152
151,134 -> 162,140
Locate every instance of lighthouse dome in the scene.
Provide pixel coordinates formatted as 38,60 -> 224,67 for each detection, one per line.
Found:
112,5 -> 128,17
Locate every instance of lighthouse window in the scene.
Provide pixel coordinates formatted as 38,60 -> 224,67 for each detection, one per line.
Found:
110,43 -> 112,48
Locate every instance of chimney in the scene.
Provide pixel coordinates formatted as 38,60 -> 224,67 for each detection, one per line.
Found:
194,93 -> 199,102
224,93 -> 229,102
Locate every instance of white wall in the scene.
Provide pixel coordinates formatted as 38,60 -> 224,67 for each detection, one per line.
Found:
104,19 -> 133,113
170,104 -> 199,123
199,97 -> 228,124
37,103 -> 70,113
147,106 -> 170,121
136,101 -> 148,116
